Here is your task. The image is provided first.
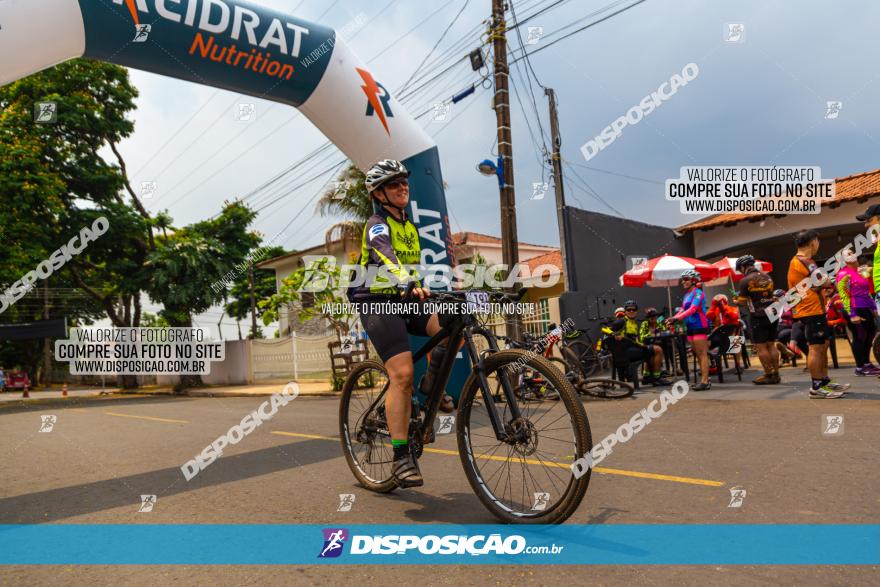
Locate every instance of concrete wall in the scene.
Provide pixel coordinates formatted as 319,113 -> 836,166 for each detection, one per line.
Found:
157,335 -> 340,387
559,207 -> 695,339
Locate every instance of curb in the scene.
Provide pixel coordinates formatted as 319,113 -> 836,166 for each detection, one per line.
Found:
0,390 -> 174,409
184,390 -> 339,398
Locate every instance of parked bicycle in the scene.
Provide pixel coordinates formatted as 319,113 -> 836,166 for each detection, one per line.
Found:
500,325 -> 632,399
339,286 -> 592,523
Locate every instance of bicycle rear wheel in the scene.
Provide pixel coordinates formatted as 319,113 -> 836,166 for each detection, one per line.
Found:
562,341 -> 600,378
457,350 -> 592,524
339,360 -> 397,493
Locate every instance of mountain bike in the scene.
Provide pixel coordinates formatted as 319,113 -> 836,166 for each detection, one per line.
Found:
496,333 -> 567,401
500,327 -> 631,399
339,285 -> 592,524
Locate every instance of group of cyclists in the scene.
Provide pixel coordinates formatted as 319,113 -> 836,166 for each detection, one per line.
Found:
603,243 -> 861,398
348,158 -> 880,490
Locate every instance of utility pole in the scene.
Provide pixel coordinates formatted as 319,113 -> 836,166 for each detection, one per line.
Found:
545,87 -> 570,292
248,265 -> 257,339
490,0 -> 522,339
42,282 -> 50,386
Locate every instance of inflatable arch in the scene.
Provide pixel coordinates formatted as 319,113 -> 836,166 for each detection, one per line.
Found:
1,0 -> 468,391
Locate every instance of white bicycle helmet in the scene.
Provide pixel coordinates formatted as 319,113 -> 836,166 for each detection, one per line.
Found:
680,269 -> 701,283
365,159 -> 410,193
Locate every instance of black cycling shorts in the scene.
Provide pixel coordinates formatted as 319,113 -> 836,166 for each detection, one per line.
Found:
359,299 -> 434,362
749,315 -> 777,344
800,315 -> 830,345
625,346 -> 654,363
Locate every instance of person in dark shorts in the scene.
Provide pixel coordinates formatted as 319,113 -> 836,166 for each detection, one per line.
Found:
734,255 -> 780,384
772,289 -> 806,361
787,230 -> 849,398
623,301 -> 667,381
603,319 -> 672,386
835,247 -> 880,375
348,159 -> 453,488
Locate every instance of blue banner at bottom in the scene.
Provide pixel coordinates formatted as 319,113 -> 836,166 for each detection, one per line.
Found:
0,524 -> 877,565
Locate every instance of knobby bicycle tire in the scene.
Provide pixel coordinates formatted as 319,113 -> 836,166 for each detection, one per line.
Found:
456,350 -> 592,524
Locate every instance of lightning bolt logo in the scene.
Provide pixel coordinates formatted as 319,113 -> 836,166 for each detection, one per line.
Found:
123,0 -> 141,26
356,67 -> 390,135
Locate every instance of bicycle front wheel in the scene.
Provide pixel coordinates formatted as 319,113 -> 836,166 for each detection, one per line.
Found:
457,350 -> 592,524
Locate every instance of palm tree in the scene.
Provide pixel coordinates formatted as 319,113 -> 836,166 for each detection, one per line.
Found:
153,210 -> 174,241
315,162 -> 373,252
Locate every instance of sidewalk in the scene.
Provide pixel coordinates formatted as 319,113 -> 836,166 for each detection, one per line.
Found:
184,380 -> 336,397
0,379 -> 336,404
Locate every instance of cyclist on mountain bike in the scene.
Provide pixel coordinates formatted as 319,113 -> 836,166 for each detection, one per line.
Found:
349,159 -> 451,488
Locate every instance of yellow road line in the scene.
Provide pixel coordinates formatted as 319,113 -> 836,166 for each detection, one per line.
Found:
104,411 -> 188,424
270,431 -> 724,487
272,431 -> 334,440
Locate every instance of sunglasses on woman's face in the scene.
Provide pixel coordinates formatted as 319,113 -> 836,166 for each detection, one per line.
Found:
386,179 -> 409,189
625,308 -> 637,312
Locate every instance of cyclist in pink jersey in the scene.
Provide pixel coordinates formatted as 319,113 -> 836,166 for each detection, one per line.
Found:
667,269 -> 711,390
836,247 -> 880,375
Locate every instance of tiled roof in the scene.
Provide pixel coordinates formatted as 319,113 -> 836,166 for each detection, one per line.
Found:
523,250 -> 563,273
452,231 -> 555,249
676,168 -> 880,232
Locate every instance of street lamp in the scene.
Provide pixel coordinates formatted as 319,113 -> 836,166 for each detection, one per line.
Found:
476,157 -> 504,188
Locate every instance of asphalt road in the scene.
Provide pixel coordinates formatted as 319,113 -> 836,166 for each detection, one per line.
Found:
1,386 -> 878,584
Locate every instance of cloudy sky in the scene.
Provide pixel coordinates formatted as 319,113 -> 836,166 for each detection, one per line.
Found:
106,0 -> 880,334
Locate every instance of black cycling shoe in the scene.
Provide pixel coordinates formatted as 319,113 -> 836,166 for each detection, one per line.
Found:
692,382 -> 712,391
652,377 -> 673,386
392,452 -> 424,488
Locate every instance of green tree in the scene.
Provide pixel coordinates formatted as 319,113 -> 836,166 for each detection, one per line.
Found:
315,162 -> 372,250
224,245 -> 287,339
0,59 -> 144,383
139,311 -> 169,328
260,258 -> 354,340
145,202 -> 260,389
152,210 -> 174,242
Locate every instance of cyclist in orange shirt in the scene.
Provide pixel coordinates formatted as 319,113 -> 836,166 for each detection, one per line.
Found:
787,230 -> 849,398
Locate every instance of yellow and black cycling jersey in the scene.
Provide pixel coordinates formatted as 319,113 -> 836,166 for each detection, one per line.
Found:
350,207 -> 421,297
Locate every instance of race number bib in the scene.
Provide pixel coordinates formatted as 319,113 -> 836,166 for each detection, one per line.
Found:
465,291 -> 491,314
728,335 -> 745,354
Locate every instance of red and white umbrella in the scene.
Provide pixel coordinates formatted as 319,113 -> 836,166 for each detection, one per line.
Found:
620,254 -> 720,288
706,257 -> 773,285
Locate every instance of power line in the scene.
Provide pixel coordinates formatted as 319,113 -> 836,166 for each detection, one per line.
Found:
508,0 -> 550,146
508,69 -> 549,174
563,160 -> 627,218
315,0 -> 340,22
129,90 -> 223,180
566,159 -> 663,185
150,1 -> 468,215
399,0 -> 472,94
347,0 -> 398,43
367,0 -> 456,63
510,0 -> 649,63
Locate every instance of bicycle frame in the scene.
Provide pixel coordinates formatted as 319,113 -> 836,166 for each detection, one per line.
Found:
360,313 -> 525,444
